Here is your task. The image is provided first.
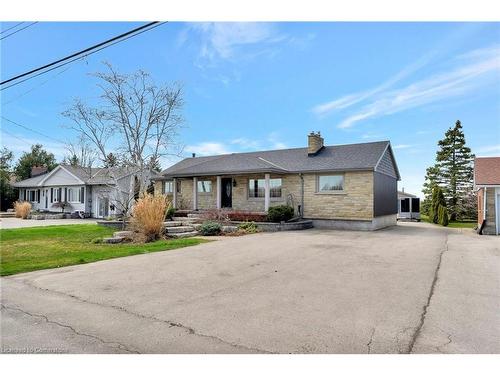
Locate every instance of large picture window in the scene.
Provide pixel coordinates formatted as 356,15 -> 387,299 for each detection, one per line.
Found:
248,178 -> 282,198
318,175 -> 344,192
67,187 -> 82,203
197,180 -> 212,193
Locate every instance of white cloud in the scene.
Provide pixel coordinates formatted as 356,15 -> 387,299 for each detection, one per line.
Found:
186,23 -> 282,62
230,137 -> 261,149
475,144 -> 500,156
184,142 -> 232,156
335,45 -> 500,129
267,131 -> 288,149
393,144 -> 413,149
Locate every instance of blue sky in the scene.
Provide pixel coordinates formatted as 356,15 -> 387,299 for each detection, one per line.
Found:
1,22 -> 499,195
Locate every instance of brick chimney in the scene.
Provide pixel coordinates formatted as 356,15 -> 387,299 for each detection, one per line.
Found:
308,131 -> 324,156
31,165 -> 48,177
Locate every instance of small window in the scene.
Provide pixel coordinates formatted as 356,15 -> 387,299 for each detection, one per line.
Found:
29,190 -> 36,202
198,180 -> 212,193
164,181 -> 173,194
248,178 -> 282,198
318,175 -> 344,192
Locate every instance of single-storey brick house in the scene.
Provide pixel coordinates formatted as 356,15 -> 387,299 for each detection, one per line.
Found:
13,164 -> 156,218
154,133 -> 401,230
475,157 -> 500,235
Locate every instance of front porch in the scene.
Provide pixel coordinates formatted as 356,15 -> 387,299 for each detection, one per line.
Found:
160,173 -> 299,214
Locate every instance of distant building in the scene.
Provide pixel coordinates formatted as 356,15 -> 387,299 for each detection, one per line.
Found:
397,190 -> 420,221
474,157 -> 500,235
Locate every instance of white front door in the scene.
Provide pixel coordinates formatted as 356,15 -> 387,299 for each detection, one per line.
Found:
97,197 -> 109,218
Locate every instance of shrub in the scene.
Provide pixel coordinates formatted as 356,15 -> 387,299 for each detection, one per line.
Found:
199,221 -> 222,236
227,211 -> 267,222
438,205 -> 449,226
238,221 -> 259,234
14,201 -> 31,219
200,209 -> 230,222
166,206 -> 176,220
267,205 -> 294,223
129,193 -> 169,242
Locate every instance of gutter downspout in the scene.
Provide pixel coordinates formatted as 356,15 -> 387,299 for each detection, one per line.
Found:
299,173 -> 304,219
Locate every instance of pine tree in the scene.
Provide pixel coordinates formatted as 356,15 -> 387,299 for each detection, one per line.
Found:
422,120 -> 475,221
421,165 -> 439,215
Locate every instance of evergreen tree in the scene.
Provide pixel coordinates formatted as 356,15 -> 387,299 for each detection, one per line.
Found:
14,144 -> 57,180
422,120 -> 475,221
104,152 -> 118,168
421,165 -> 439,215
0,147 -> 16,210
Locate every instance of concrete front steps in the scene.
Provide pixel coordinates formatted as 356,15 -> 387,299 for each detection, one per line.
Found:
163,220 -> 199,238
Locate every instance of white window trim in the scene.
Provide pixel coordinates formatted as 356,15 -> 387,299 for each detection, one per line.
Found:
197,180 -> 213,194
164,181 -> 174,194
316,174 -> 346,194
28,189 -> 37,202
247,178 -> 283,199
67,187 -> 82,203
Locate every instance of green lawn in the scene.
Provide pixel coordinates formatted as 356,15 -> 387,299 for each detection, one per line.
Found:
0,224 -> 207,276
420,214 -> 476,229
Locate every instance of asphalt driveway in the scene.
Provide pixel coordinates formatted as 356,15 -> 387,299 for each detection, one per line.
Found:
1,222 -> 499,354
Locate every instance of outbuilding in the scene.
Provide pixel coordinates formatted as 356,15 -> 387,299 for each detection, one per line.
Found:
475,157 -> 500,235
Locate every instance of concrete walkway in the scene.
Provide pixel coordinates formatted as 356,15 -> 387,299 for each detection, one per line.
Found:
0,218 -> 97,229
1,222 -> 499,353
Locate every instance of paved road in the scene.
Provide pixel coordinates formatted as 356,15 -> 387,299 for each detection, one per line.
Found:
1,222 -> 499,354
0,218 -> 97,229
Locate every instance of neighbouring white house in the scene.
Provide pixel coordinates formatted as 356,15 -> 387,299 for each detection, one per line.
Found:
13,164 -> 158,218
397,190 -> 421,221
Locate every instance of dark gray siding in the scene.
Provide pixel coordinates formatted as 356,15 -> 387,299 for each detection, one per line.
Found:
373,171 -> 397,217
376,148 -> 397,178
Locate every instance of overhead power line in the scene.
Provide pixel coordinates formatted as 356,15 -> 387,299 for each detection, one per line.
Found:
0,21 -> 37,41
1,116 -> 66,144
0,22 -> 25,35
1,22 -> 165,90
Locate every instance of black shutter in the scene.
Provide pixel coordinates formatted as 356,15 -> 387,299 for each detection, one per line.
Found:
161,181 -> 165,194
24,189 -> 27,201
50,188 -> 53,202
37,189 -> 40,203
64,188 -> 67,202
58,188 -> 62,202
80,187 -> 85,203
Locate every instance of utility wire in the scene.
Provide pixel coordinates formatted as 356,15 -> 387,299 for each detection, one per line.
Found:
0,21 -> 37,41
0,127 -> 34,147
0,22 -> 25,35
1,116 -> 66,144
1,22 -> 165,89
2,65 -> 72,106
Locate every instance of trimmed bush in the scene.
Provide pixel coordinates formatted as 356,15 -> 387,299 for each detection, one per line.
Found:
238,221 -> 259,234
14,201 -> 31,219
166,206 -> 176,220
438,205 -> 449,226
227,211 -> 267,222
267,205 -> 294,223
199,221 -> 222,236
129,193 -> 169,242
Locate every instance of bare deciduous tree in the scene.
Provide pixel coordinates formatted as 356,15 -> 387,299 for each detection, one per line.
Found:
63,63 -> 184,221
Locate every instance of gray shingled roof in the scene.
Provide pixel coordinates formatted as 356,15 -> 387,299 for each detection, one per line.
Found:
160,141 -> 398,178
12,165 -> 161,187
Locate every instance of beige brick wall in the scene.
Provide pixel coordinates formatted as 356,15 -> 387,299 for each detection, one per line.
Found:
302,171 -> 373,220
154,171 -> 374,220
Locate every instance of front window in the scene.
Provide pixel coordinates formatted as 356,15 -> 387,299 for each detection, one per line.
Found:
198,180 -> 212,193
318,175 -> 344,192
67,187 -> 82,203
164,181 -> 173,194
248,178 -> 282,198
28,190 -> 36,202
